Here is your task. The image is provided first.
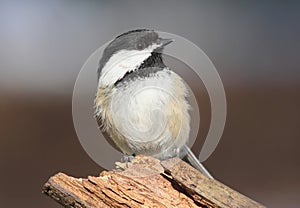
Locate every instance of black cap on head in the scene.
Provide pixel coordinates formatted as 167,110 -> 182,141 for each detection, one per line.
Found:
98,29 -> 173,81
114,29 -> 158,49
98,29 -> 158,76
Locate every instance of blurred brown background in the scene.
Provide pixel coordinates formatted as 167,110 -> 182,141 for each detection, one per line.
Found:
0,1 -> 299,207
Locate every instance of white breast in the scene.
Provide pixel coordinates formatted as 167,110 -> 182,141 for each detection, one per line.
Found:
107,69 -> 190,158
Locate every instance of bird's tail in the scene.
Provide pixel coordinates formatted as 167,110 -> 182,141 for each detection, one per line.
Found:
182,145 -> 214,179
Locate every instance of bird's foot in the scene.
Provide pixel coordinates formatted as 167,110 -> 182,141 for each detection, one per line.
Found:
121,154 -> 136,168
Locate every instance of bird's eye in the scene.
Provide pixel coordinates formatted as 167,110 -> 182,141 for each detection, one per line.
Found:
135,42 -> 145,50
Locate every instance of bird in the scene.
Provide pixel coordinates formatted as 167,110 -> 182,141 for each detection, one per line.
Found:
94,29 -> 213,179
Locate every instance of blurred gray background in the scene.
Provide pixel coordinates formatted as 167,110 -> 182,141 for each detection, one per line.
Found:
0,0 -> 299,207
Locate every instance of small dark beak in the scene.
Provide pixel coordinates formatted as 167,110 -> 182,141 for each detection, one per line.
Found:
159,38 -> 173,47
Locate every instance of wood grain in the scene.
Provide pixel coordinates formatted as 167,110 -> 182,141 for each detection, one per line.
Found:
42,155 -> 265,208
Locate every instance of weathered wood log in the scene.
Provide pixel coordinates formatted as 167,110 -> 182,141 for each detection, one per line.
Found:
42,155 -> 265,208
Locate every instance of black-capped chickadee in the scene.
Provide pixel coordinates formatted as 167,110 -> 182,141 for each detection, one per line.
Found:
95,29 -> 213,179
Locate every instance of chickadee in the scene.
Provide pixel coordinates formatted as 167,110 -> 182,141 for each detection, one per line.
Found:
95,29 -> 213,179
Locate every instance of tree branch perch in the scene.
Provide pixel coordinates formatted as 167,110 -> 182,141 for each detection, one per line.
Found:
42,155 -> 265,208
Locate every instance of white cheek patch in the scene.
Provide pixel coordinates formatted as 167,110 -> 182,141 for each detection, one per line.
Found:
99,44 -> 160,87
